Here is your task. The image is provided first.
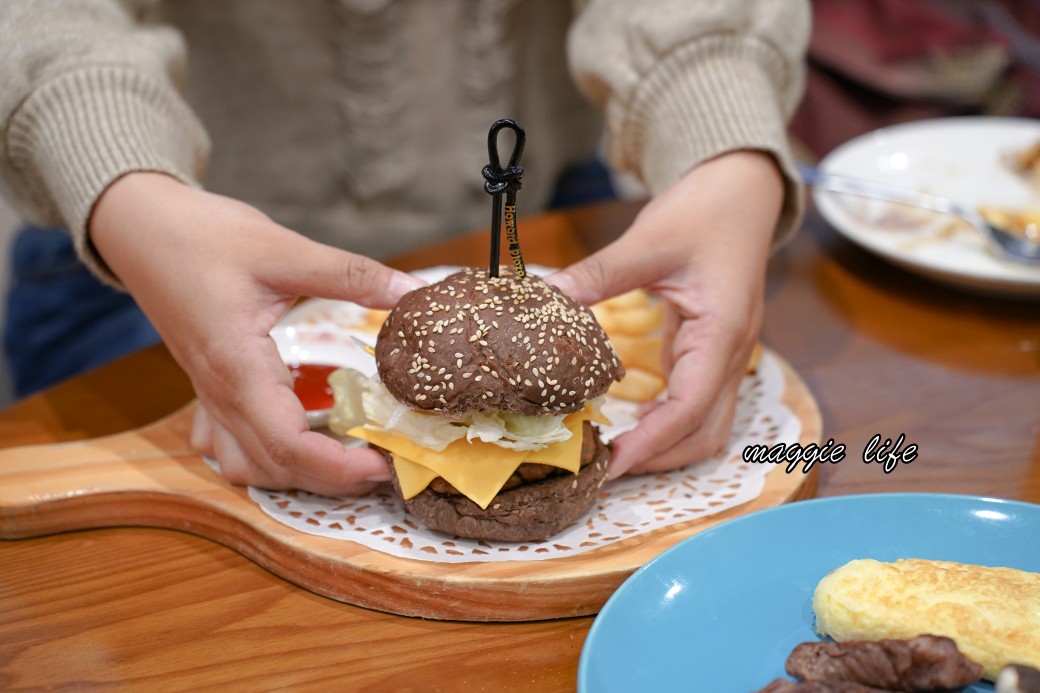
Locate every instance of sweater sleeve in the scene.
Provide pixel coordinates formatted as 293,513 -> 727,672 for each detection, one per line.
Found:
567,0 -> 810,245
0,0 -> 210,282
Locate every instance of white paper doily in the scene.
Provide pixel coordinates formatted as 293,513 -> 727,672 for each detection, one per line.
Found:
248,356 -> 797,562
244,267 -> 802,563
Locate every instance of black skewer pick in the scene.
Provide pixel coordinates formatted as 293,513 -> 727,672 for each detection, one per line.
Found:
482,119 -> 526,278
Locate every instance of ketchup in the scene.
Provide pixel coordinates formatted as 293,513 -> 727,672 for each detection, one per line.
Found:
288,363 -> 338,411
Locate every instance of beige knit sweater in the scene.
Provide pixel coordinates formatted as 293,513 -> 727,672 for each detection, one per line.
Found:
0,0 -> 809,282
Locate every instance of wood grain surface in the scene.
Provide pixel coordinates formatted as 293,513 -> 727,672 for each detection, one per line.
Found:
0,351 -> 819,622
2,200 -> 1038,692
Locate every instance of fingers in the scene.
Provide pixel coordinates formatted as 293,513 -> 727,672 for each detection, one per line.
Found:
209,410 -> 388,497
545,235 -> 680,306
612,373 -> 740,477
192,336 -> 391,496
264,238 -> 424,309
206,398 -> 390,496
190,403 -> 215,457
544,171 -> 700,306
237,376 -> 392,491
608,349 -> 731,477
608,313 -> 754,478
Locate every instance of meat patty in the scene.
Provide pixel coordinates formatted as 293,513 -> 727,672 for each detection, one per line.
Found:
426,420 -> 603,495
785,635 -> 984,692
997,664 -> 1040,693
757,680 -> 890,692
383,421 -> 610,542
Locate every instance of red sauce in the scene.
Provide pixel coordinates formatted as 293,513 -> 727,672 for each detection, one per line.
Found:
288,363 -> 339,411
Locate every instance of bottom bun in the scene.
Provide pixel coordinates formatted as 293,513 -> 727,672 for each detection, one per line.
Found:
384,422 -> 610,542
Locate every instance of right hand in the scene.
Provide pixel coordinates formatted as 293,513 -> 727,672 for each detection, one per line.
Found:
547,151 -> 782,479
90,172 -> 424,496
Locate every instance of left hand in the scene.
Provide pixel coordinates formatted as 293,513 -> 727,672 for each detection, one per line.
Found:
546,150 -> 784,478
89,172 -> 424,496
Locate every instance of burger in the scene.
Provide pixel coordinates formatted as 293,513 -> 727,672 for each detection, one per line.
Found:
329,266 -> 624,542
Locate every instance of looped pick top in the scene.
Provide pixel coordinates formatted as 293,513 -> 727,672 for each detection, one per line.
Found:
482,118 -> 527,279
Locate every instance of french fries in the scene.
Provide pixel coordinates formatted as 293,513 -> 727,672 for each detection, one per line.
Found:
593,289 -> 667,403
607,333 -> 664,376
354,308 -> 389,334
608,367 -> 666,403
593,289 -> 763,404
591,289 -> 664,336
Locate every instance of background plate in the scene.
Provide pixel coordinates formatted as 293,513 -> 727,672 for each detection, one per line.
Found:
579,493 -> 1040,692
815,117 -> 1040,297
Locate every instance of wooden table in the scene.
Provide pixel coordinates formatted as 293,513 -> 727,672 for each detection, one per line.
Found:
2,200 -> 1038,691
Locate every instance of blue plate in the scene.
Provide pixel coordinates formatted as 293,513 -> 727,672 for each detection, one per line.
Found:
579,493 -> 1040,693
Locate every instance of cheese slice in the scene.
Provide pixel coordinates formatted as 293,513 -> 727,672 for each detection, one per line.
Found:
349,405 -> 606,509
390,456 -> 441,500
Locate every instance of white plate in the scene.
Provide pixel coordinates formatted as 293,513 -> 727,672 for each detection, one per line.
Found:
815,117 -> 1040,298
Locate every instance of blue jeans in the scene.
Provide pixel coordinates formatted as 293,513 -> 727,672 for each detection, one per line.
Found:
3,226 -> 160,399
1,159 -> 614,399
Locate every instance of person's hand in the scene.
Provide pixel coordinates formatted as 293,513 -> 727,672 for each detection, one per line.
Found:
546,151 -> 784,478
90,172 -> 425,496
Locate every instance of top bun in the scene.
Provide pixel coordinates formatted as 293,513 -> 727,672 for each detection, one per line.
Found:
375,267 -> 624,417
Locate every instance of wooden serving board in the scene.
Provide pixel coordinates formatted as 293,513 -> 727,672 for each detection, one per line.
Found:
0,353 -> 820,622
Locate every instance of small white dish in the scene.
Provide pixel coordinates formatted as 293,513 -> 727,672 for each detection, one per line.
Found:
270,323 -> 377,428
814,116 -> 1040,298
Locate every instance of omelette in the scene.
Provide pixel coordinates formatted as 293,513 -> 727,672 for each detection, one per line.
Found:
813,558 -> 1040,680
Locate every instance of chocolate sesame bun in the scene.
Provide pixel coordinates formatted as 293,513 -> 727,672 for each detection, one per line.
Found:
371,266 -> 623,542
375,267 -> 623,417
383,421 -> 611,542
